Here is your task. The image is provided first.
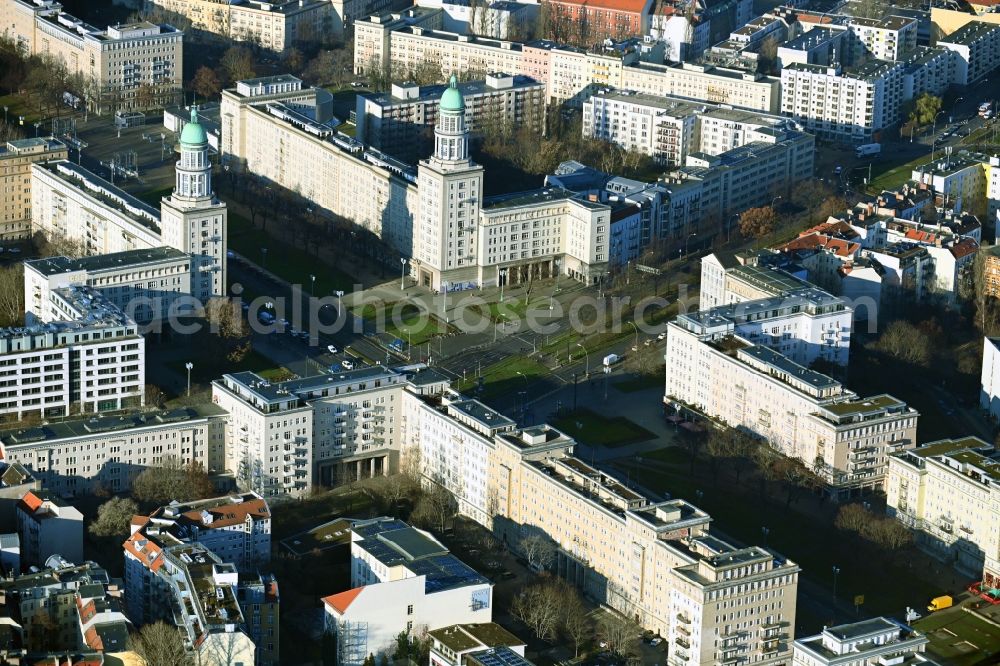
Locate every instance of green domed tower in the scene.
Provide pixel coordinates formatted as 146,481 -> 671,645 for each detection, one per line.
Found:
433,74 -> 469,163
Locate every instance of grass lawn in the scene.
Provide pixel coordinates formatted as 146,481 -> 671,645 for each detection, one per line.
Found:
915,609 -> 1000,665
0,92 -> 44,125
356,301 -> 451,346
553,408 -> 656,448
460,355 -> 549,400
227,211 -> 356,294
866,154 -> 930,193
171,348 -> 292,384
613,374 -> 663,393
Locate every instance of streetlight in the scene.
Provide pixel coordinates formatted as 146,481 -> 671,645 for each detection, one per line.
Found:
771,195 -> 782,210
761,526 -> 770,547
2,106 -> 7,124
400,258 -> 408,290
628,320 -> 639,351
515,370 -> 529,421
930,110 -> 947,161
309,274 -> 316,295
184,362 -> 194,397
260,247 -> 268,267
684,232 -> 697,257
832,566 -> 840,602
576,342 -> 589,376
499,267 -> 508,302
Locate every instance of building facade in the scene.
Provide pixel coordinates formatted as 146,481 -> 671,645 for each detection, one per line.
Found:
16,489 -> 83,568
0,1 -> 183,112
322,518 -> 493,666
0,138 -> 67,241
24,247 -> 193,325
356,73 -> 545,162
0,286 -> 144,421
937,19 -> 1000,85
886,437 -> 1000,583
0,405 -> 227,495
31,109 -> 227,302
146,0 -> 336,49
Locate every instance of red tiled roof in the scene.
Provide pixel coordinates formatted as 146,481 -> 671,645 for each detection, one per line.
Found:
777,232 -> 859,258
904,229 -> 937,244
951,238 -> 979,259
173,497 -> 270,530
323,587 -> 364,614
19,491 -> 43,513
123,531 -> 164,573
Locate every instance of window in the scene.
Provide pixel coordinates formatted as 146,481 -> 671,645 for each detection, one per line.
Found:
407,604 -> 414,615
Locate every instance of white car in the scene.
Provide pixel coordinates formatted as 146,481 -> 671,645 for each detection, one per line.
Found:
341,360 -> 355,370
327,345 -> 338,354
8,247 -> 20,254
657,332 -> 667,341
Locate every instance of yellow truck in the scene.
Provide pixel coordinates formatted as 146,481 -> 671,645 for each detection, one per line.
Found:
927,595 -> 953,612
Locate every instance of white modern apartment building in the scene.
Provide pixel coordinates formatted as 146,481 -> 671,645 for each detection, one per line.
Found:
581,91 -> 703,166
674,287 -> 853,367
982,337 -> 1000,421
322,518 -> 493,665
353,15 -> 780,112
664,318 -> 919,494
0,138 -> 67,241
0,286 -> 143,421
669,538 -> 799,666
0,404 -> 228,495
24,247 -> 193,325
212,367 -> 408,496
356,73 -> 545,162
886,437 -> 1000,583
31,109 -> 227,302
938,20 -> 1000,85
122,537 -> 256,666
780,60 -> 904,143
0,1 -> 183,112
135,492 -> 271,573
912,151 -> 1000,218
146,0 -> 338,49
792,617 -> 934,666
402,388 -> 515,526
699,253 -> 817,309
16,489 -> 83,567
846,16 -> 918,62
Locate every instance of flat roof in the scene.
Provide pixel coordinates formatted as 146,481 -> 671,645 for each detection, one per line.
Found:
483,188 -> 575,211
450,399 -> 515,430
827,617 -> 899,640
370,74 -> 543,106
0,405 -> 226,447
740,345 -> 841,390
430,623 -> 523,653
223,366 -> 401,404
26,247 -> 188,276
818,394 -> 905,417
468,647 -> 535,666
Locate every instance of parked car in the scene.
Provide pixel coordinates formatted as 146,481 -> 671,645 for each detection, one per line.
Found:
327,345 -> 338,354
341,359 -> 355,370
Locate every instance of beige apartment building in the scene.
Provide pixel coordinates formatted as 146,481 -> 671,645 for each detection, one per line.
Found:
354,14 -> 780,111
664,319 -> 919,496
478,411 -> 801,658
886,437 -> 1000,586
146,0 -> 339,50
0,137 -> 67,241
1,1 -> 183,112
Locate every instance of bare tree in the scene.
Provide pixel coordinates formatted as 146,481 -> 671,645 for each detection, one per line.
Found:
511,580 -> 564,641
128,621 -> 192,666
0,264 -> 24,327
873,320 -> 932,366
410,482 -> 457,534
561,586 -> 591,658
520,533 -> 556,571
598,613 -> 641,663
132,455 -> 216,505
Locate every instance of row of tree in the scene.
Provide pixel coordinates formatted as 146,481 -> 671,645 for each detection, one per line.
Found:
834,503 -> 913,554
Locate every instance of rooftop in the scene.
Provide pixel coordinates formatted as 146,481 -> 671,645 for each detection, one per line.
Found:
482,188 -> 576,211
739,345 -> 842,391
818,394 -> 906,417
467,647 -> 536,666
25,247 -> 188,277
0,405 -> 227,448
430,623 -> 524,653
36,161 -> 161,235
353,519 -> 489,594
938,18 -> 1000,45
368,74 -> 543,107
